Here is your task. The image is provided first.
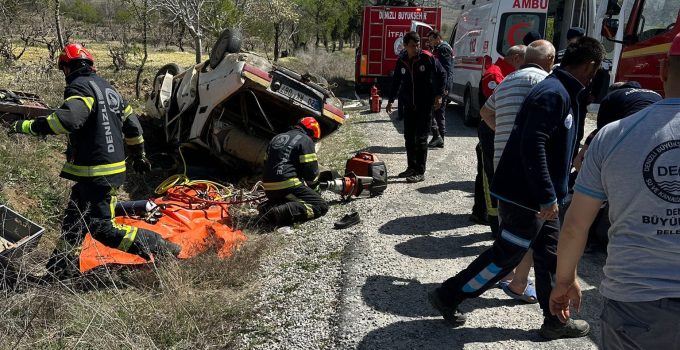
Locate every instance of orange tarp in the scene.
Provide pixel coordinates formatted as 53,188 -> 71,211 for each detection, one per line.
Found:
79,187 -> 248,273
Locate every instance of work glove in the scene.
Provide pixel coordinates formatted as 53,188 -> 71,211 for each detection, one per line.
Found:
128,143 -> 152,174
7,120 -> 36,136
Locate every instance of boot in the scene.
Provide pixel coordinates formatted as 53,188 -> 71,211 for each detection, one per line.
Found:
45,248 -> 81,280
428,288 -> 466,327
129,229 -> 181,259
539,317 -> 590,339
398,168 -> 416,178
428,136 -> 444,148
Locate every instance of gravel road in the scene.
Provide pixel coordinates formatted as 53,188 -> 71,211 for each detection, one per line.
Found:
243,104 -> 606,350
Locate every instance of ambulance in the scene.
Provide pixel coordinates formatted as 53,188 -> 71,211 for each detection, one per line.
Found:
448,0 -> 595,126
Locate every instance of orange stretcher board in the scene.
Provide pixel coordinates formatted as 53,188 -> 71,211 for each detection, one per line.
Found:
79,187 -> 248,273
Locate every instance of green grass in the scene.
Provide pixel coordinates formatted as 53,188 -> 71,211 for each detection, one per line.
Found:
317,114 -> 369,171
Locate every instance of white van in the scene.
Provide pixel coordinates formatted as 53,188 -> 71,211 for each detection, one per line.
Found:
447,0 -> 596,126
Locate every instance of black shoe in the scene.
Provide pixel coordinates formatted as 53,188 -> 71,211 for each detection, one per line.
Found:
406,174 -> 424,183
428,137 -> 444,148
46,251 -> 81,281
428,288 -> 466,327
398,168 -> 416,178
469,213 -> 489,225
334,211 -> 361,229
539,317 -> 590,340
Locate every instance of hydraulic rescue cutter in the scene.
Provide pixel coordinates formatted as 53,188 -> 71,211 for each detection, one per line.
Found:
320,152 -> 387,200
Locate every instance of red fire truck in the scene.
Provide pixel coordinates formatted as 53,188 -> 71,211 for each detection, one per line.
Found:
355,4 -> 442,91
596,0 -> 679,97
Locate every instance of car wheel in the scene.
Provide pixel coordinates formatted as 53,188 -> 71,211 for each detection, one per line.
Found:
463,87 -> 478,127
210,28 -> 242,69
155,63 -> 181,82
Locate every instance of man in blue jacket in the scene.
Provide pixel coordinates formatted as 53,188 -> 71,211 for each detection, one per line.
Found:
429,37 -> 605,340
386,31 -> 446,183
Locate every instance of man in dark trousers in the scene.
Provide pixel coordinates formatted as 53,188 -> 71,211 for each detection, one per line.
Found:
427,30 -> 454,148
260,117 -> 328,226
429,37 -> 605,340
9,43 -> 181,277
472,45 -> 525,235
386,31 -> 446,183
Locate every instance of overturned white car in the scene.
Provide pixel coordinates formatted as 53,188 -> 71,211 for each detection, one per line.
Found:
146,29 -> 345,170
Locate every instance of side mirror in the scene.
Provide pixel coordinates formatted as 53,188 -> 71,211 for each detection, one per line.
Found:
601,18 -> 619,40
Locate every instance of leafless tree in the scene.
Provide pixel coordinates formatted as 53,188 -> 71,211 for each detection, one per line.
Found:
152,0 -> 212,64
55,0 -> 64,49
125,0 -> 150,98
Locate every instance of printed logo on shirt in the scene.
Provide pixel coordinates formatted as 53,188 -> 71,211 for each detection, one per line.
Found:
643,140 -> 680,204
105,88 -> 121,114
487,80 -> 497,90
271,134 -> 290,150
419,65 -> 425,72
564,114 -> 573,129
401,67 -> 406,75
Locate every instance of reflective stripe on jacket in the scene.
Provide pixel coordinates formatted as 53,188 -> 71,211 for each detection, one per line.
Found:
262,127 -> 319,192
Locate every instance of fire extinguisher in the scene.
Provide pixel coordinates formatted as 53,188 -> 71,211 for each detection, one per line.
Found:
370,85 -> 381,113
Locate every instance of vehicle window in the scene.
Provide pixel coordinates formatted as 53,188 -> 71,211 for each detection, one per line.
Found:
571,0 -> 588,29
496,13 -> 546,56
636,0 -> 679,42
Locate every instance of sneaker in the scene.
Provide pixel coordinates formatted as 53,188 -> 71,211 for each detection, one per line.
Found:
398,168 -> 416,178
406,174 -> 425,183
539,317 -> 590,340
428,137 -> 444,148
428,288 -> 466,327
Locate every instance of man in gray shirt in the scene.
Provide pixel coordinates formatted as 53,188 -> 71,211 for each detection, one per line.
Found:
479,40 -> 555,303
550,33 -> 680,349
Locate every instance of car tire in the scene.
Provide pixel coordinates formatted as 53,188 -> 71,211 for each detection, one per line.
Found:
155,63 -> 181,82
463,87 -> 479,127
210,28 -> 242,69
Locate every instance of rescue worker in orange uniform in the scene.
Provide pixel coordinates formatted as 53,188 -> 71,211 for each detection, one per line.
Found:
8,43 -> 180,276
260,117 -> 329,226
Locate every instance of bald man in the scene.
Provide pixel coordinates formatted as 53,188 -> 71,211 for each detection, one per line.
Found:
479,40 -> 555,304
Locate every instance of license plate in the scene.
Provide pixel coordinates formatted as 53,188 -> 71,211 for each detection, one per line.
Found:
278,84 -> 320,110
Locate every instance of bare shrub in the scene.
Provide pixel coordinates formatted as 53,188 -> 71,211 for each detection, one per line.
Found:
288,49 -> 354,83
1,63 -> 64,107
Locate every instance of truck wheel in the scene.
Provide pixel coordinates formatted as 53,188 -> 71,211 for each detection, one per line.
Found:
463,88 -> 479,127
210,28 -> 242,69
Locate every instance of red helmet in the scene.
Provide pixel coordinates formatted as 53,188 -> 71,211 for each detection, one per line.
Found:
299,117 -> 321,140
58,43 -> 95,70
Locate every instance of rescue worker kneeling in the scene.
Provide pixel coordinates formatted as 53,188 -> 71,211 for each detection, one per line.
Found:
8,44 -> 180,276
260,117 -> 329,226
